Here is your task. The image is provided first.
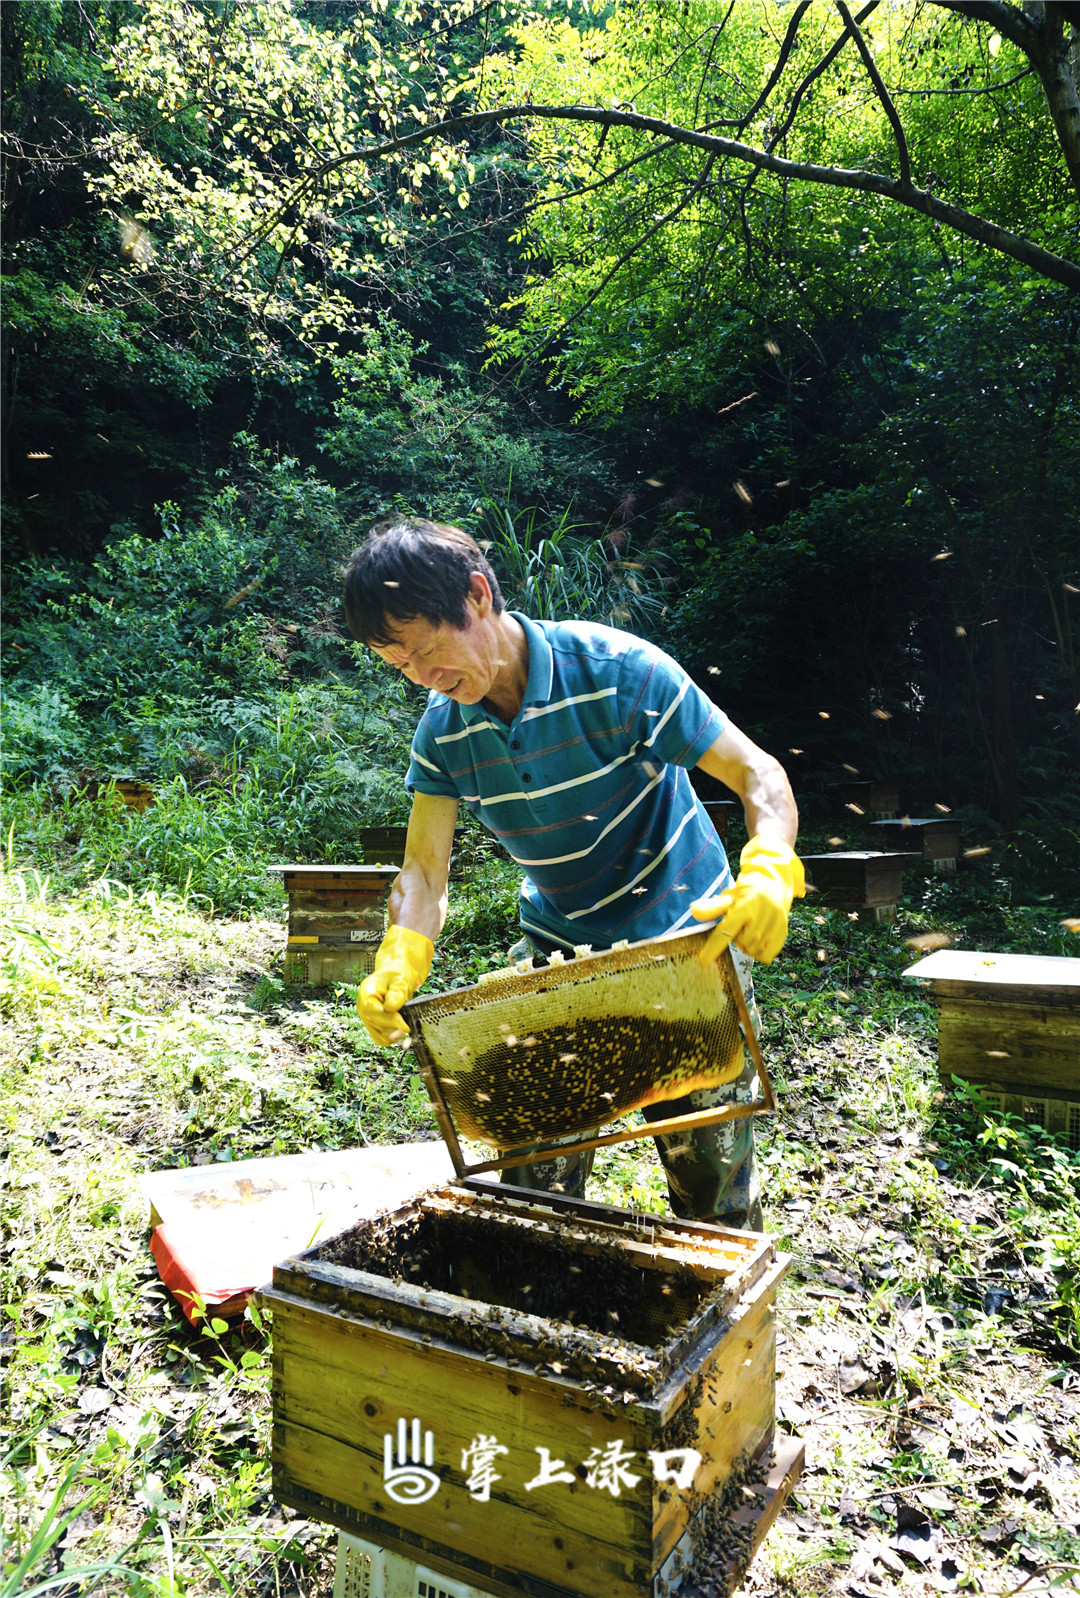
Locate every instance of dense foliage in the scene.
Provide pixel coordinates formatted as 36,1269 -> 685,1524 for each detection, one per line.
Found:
4,0 -> 1077,878
3,9 -> 1079,1596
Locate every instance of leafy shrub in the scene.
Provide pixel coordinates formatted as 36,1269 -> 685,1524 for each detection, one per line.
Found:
943,1085 -> 1080,1354
5,505 -> 275,712
318,323 -> 615,530
4,435 -> 363,717
0,684 -> 88,788
2,671 -> 421,913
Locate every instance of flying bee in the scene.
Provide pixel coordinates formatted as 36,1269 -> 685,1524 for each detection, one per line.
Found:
224,575 -> 263,610
904,932 -> 951,953
117,216 -> 154,265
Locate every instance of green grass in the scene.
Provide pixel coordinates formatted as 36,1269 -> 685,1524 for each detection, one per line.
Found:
2,861 -> 1077,1597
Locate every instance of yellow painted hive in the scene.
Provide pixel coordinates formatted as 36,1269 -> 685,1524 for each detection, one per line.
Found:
260,1180 -> 802,1598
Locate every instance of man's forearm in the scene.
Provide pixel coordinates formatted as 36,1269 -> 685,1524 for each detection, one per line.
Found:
696,723 -> 799,850
738,757 -> 798,850
387,792 -> 458,942
388,866 -> 448,943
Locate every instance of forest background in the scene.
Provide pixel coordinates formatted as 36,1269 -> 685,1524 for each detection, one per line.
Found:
2,3 -> 1080,1596
3,0 -> 1078,905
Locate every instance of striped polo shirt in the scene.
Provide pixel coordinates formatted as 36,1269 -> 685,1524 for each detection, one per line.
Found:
406,614 -> 734,949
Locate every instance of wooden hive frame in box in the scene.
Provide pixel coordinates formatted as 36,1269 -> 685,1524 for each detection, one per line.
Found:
260,1180 -> 802,1598
402,935 -> 774,1180
261,927 -> 802,1595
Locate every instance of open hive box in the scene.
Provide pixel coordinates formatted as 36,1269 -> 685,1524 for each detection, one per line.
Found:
260,1180 -> 801,1598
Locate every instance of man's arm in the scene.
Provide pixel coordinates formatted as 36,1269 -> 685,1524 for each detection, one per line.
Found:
388,792 -> 460,940
695,719 -> 798,847
692,718 -> 803,964
356,792 -> 459,1045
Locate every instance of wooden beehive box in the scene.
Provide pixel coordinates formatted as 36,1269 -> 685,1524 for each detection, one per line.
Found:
260,1181 -> 801,1598
359,825 -> 468,869
802,850 -> 920,922
98,778 -> 155,812
836,780 -> 900,820
701,800 -> 738,842
268,865 -> 398,985
358,826 -> 410,867
869,817 -> 961,872
904,950 -> 1080,1144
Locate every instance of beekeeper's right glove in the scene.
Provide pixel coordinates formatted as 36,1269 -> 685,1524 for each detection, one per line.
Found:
691,836 -> 805,965
357,924 -> 434,1046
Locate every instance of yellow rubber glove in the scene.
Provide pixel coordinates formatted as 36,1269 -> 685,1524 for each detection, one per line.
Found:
357,924 -> 434,1046
691,836 -> 806,965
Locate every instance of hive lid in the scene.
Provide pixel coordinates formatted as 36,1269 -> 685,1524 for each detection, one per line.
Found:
903,949 -> 1080,988
802,850 -> 922,864
868,817 -> 959,831
403,933 -> 773,1179
266,863 -> 398,879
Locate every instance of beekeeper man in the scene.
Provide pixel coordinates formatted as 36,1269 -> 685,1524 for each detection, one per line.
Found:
343,517 -> 803,1230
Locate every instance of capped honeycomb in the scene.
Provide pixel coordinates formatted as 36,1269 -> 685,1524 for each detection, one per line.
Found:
404,931 -> 747,1150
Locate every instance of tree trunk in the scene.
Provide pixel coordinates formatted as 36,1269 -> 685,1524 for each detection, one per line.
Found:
989,619 -> 1021,829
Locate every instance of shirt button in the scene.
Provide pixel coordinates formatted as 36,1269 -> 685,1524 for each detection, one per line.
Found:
511,740 -> 520,749
522,773 -> 532,783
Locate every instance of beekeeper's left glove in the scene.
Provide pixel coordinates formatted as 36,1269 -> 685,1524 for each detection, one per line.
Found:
357,924 -> 434,1046
690,836 -> 805,965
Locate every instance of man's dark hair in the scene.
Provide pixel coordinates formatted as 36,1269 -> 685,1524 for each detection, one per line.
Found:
343,517 -> 505,647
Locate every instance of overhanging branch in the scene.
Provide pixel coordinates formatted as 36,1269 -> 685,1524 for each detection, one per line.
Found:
312,104 -> 1080,292
835,0 -> 912,189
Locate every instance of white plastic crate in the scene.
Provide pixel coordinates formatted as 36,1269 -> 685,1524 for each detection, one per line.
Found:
976,1089 -> 1080,1149
333,1532 -> 498,1598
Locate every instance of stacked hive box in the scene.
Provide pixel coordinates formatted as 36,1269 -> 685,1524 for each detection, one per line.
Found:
95,779 -> 155,812
869,817 -> 961,873
261,1181 -> 802,1598
904,949 -> 1080,1146
701,800 -> 737,842
358,827 -> 410,867
835,780 -> 900,820
269,865 -> 398,986
115,779 -> 155,812
801,850 -> 920,923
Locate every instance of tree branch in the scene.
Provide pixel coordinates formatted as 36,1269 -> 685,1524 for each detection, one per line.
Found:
835,0 -> 912,189
887,67 -> 1034,95
536,153 -> 718,354
924,0 -> 1040,57
765,0 -> 881,150
691,6 -> 734,127
310,104 -> 1080,291
733,1 -> 814,132
925,0 -> 1080,200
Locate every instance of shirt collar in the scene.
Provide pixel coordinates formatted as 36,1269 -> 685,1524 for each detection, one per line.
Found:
514,612 -> 554,709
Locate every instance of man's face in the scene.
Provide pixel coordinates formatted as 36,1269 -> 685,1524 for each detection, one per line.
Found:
370,586 -> 501,705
